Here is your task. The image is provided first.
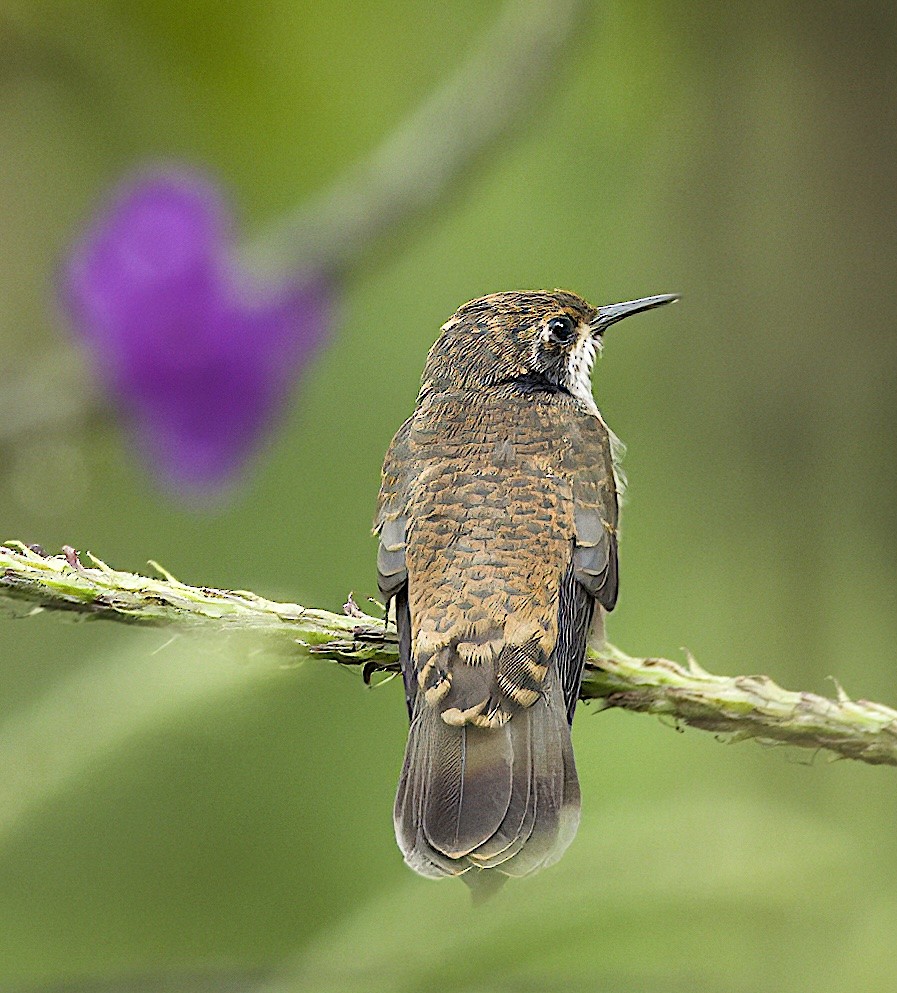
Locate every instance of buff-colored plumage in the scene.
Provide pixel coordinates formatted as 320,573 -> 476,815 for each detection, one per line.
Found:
375,289 -> 676,885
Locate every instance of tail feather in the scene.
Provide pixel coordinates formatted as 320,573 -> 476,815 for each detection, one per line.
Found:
467,710 -> 534,866
552,725 -> 583,865
489,683 -> 574,878
394,671 -> 580,880
395,708 -> 463,878
419,706 -> 514,858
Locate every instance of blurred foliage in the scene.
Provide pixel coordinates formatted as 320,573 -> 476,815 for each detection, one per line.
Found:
1,0 -> 897,991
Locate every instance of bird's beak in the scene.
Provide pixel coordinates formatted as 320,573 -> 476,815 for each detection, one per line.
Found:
591,293 -> 679,336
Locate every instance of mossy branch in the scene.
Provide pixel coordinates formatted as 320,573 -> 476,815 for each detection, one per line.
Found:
2,541 -> 897,767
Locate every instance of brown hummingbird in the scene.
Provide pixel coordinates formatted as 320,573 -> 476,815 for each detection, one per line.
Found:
375,289 -> 678,885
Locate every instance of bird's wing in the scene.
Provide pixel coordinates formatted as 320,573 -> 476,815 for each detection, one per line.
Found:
569,412 -> 620,612
374,416 -> 416,714
554,565 -> 597,724
553,409 -> 621,720
374,416 -> 414,600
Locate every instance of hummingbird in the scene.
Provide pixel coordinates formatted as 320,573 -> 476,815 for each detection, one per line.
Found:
375,289 -> 678,885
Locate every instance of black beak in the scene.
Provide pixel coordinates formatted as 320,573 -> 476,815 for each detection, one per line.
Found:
592,293 -> 679,336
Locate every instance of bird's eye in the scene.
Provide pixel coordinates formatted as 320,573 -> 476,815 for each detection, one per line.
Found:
546,315 -> 577,344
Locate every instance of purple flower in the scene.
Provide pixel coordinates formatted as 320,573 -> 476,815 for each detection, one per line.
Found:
62,169 -> 332,494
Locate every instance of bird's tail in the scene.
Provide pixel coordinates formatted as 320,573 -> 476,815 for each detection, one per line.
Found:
393,671 -> 580,884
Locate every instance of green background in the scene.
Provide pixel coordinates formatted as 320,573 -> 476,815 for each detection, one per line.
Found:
2,1 -> 897,990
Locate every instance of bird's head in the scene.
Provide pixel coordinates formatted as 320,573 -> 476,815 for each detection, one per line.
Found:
420,289 -> 678,405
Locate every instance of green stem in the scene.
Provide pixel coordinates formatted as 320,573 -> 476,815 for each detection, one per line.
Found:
249,0 -> 591,278
3,541 -> 896,767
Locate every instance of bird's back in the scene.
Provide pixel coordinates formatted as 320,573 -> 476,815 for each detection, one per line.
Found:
380,383 -> 613,880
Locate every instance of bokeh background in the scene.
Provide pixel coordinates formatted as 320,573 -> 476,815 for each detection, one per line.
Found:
2,1 -> 897,990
